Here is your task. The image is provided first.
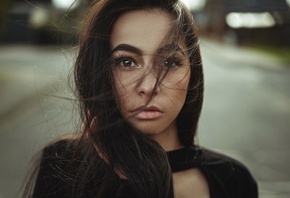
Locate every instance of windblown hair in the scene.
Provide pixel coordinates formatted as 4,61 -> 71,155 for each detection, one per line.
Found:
23,0 -> 203,197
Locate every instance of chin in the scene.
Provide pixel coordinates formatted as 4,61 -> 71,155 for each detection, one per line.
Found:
136,126 -> 162,135
130,123 -> 161,134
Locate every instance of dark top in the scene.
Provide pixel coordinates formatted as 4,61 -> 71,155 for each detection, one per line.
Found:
33,140 -> 258,198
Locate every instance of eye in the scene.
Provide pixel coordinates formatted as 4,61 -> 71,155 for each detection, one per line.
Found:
120,59 -> 136,67
112,56 -> 137,68
162,57 -> 183,68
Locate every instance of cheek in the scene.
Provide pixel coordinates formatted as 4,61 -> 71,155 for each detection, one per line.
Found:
113,68 -> 144,94
114,77 -> 126,107
113,72 -> 135,109
164,69 -> 191,105
164,68 -> 191,92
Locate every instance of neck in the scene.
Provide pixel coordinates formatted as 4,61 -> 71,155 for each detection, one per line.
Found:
149,123 -> 183,151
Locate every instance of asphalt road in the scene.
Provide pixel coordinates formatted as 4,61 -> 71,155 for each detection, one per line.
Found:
0,39 -> 290,198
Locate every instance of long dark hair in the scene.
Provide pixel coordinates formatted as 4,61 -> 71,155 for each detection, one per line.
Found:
24,0 -> 204,197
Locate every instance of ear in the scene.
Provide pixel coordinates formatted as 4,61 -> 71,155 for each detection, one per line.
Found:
81,111 -> 98,136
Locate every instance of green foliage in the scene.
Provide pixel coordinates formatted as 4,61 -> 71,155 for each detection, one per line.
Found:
0,0 -> 13,31
249,44 -> 290,65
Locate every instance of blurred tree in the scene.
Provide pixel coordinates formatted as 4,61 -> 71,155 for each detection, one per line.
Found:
0,0 -> 13,34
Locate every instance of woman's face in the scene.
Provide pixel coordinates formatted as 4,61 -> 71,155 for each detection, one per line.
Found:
110,9 -> 191,142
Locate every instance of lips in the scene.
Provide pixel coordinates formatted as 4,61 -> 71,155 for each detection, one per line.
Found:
131,105 -> 163,120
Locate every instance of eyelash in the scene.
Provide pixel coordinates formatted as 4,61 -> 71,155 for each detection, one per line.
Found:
162,56 -> 183,68
111,55 -> 184,68
111,55 -> 137,68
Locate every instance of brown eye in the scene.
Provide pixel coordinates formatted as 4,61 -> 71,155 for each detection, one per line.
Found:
162,57 -> 183,68
112,56 -> 137,68
121,59 -> 136,67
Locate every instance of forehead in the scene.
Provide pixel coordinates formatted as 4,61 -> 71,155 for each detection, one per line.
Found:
110,9 -> 185,54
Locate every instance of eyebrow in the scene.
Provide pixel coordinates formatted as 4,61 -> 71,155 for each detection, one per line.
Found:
111,44 -> 143,55
111,43 -> 185,56
157,44 -> 185,56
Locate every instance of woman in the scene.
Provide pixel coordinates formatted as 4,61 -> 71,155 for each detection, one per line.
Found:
24,0 -> 258,197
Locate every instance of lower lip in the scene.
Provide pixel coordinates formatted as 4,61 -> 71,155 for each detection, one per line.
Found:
135,111 -> 162,120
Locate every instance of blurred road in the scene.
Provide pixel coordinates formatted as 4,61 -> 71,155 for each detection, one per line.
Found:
0,45 -> 77,198
199,39 -> 290,198
0,39 -> 290,198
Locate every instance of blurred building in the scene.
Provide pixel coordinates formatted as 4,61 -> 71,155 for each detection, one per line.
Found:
0,0 -> 88,44
182,0 -> 290,46
1,0 -> 290,45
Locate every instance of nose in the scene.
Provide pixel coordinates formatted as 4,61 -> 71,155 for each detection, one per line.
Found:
137,70 -> 160,96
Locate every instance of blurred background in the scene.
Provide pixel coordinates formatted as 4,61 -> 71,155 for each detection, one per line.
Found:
0,0 -> 290,197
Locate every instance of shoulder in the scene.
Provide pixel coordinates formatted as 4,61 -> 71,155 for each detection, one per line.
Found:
33,139 -> 99,197
198,147 -> 258,198
200,147 -> 249,171
37,139 -> 81,171
37,138 -> 99,177
41,139 -> 78,160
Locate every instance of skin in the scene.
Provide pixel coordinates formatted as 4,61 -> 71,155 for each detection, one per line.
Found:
110,9 -> 210,198
111,9 -> 190,151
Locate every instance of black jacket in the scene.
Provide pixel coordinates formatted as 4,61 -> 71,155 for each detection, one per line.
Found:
33,140 -> 258,198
